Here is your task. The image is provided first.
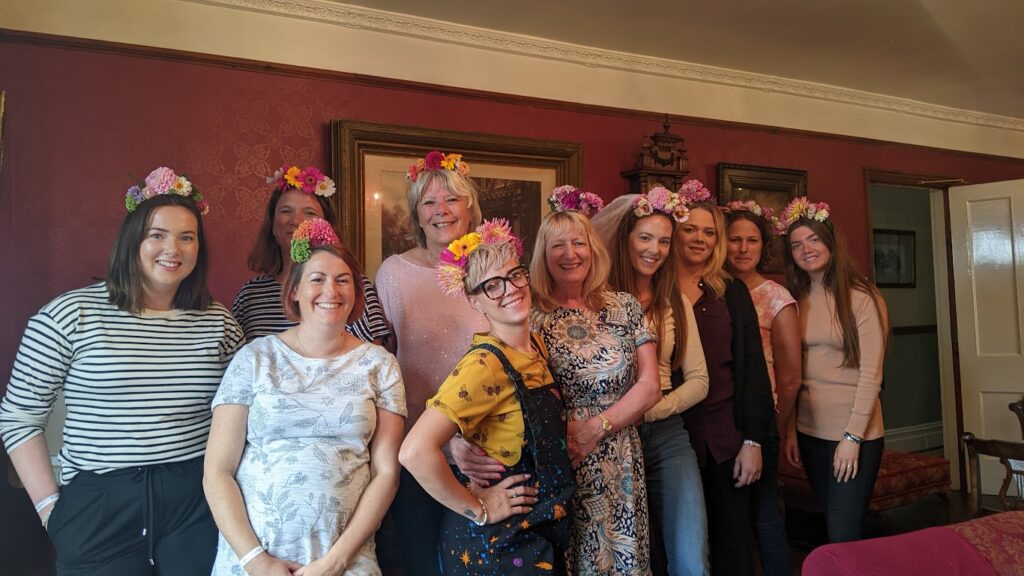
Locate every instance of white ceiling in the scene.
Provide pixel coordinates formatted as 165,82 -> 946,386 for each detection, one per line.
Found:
340,0 -> 1024,119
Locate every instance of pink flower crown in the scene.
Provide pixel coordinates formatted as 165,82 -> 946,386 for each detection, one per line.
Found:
125,166 -> 209,215
267,165 -> 336,198
290,218 -> 340,264
723,200 -> 774,220
547,185 -> 605,217
407,151 -> 471,182
632,186 -> 690,223
436,219 -> 524,296
677,179 -> 713,206
773,196 -> 831,235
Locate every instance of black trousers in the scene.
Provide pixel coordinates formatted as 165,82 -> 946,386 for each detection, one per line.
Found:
798,432 -> 884,543
46,456 -> 216,576
380,468 -> 444,576
750,429 -> 792,576
702,454 -> 755,576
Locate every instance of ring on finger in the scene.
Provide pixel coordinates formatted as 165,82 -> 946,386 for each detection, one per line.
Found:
511,489 -> 518,498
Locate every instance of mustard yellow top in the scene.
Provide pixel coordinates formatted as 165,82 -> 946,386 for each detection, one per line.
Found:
428,333 -> 554,466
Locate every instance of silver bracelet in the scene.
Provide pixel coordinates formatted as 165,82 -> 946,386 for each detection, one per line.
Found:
742,439 -> 761,448
843,431 -> 863,444
238,545 -> 265,568
34,492 -> 60,514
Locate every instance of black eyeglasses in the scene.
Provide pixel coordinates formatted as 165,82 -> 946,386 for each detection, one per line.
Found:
471,266 -> 530,300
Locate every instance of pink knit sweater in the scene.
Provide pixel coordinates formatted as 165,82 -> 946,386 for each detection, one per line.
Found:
797,282 -> 885,441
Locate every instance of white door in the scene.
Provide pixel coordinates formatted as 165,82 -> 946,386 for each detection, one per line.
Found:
949,178 -> 1024,495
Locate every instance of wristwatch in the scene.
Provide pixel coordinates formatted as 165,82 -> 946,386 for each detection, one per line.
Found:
598,414 -> 613,435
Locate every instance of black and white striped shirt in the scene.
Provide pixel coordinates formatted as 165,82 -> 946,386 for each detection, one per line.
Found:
231,274 -> 390,344
0,283 -> 245,483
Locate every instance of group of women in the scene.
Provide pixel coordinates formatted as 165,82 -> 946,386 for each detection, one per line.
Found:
0,152 -> 887,576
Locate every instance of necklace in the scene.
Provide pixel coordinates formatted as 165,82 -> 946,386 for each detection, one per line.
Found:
294,329 -> 349,358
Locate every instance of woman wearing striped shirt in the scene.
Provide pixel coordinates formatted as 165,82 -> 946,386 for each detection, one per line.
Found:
0,170 -> 244,575
233,165 -> 389,344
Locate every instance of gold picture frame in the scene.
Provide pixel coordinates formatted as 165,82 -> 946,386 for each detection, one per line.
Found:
331,120 -> 583,278
718,163 -> 808,274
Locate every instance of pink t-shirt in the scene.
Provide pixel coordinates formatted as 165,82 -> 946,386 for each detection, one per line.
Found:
749,280 -> 797,403
375,253 -> 489,430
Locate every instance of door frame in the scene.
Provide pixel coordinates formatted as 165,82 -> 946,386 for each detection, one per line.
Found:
864,169 -> 965,489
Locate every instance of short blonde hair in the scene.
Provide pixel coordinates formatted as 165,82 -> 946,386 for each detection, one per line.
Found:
464,242 -> 521,294
529,211 -> 610,312
407,170 -> 483,248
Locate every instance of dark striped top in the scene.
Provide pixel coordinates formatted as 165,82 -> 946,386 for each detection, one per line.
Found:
0,282 -> 245,483
232,274 -> 390,344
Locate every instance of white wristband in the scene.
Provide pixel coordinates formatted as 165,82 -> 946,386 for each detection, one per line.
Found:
34,493 -> 60,514
238,545 -> 265,568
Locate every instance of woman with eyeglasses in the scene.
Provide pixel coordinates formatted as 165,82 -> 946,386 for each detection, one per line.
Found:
400,219 -> 575,575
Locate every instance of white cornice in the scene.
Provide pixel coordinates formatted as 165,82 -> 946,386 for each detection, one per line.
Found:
192,0 -> 1024,133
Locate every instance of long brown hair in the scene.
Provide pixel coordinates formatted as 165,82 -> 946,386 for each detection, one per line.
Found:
784,218 -> 888,367
607,211 -> 687,370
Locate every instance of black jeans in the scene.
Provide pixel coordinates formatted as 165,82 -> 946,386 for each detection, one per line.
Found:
47,457 -> 216,576
750,429 -> 792,576
798,432 -> 884,543
702,453 -> 754,576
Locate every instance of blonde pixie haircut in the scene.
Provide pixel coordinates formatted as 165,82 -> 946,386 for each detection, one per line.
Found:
530,210 -> 610,312
463,241 -> 522,295
687,203 -> 731,299
407,169 -> 483,248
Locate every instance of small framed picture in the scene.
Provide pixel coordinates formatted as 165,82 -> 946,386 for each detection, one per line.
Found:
873,229 -> 916,288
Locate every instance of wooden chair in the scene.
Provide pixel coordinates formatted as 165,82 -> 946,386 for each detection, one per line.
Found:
1011,398 -> 1024,439
961,432 -> 1024,517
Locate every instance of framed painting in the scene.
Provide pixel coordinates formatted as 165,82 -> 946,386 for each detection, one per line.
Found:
718,163 -> 808,274
873,229 -> 916,287
331,120 -> 583,278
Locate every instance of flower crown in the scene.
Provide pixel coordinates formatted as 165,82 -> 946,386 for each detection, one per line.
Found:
677,179 -> 713,206
547,185 -> 605,217
125,166 -> 209,215
267,165 -> 336,197
290,218 -> 340,264
436,218 -> 524,296
632,186 -> 690,223
407,151 -> 471,182
774,196 -> 831,235
722,199 -> 773,220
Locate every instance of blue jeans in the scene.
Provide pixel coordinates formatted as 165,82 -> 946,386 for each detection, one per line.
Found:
640,416 -> 710,576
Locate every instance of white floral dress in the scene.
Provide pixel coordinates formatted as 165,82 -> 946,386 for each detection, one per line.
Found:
209,336 -> 406,576
531,292 -> 655,576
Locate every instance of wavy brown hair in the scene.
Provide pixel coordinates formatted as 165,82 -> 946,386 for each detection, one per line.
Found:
784,218 -> 888,367
607,211 -> 687,370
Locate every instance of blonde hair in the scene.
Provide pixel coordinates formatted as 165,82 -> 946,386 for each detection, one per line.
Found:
686,203 -> 731,298
529,211 -> 610,312
463,242 -> 521,294
406,169 -> 483,248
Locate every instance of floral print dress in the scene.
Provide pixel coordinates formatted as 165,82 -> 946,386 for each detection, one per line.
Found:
209,336 -> 406,575
531,292 -> 655,575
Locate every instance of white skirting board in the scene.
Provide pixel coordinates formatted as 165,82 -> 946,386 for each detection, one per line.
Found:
885,421 -> 944,453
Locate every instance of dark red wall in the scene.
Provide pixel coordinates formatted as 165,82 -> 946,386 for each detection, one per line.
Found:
4,31 -> 1024,573
5,36 -> 1024,378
